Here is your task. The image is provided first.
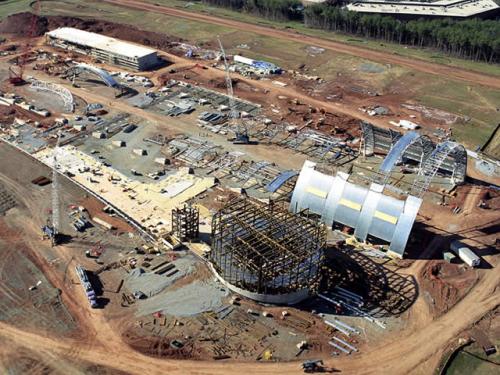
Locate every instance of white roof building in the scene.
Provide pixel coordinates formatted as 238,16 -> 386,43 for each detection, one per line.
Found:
46,27 -> 159,71
346,0 -> 499,18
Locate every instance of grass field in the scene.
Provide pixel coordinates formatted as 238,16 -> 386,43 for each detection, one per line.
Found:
143,0 -> 500,78
0,0 -> 32,18
445,343 -> 500,375
1,0 -> 498,148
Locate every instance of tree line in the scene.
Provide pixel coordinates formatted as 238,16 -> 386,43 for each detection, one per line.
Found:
201,0 -> 500,63
202,0 -> 303,21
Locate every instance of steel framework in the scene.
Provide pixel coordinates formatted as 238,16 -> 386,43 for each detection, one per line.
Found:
65,63 -> 120,88
379,131 -> 434,184
172,204 -> 199,241
411,141 -> 466,197
210,198 -> 326,298
360,122 -> 467,185
30,79 -> 74,112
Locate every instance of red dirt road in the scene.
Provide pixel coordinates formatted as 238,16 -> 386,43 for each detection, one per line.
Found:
104,0 -> 500,89
0,144 -> 499,375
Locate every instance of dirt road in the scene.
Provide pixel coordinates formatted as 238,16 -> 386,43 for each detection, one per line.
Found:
0,141 -> 499,374
104,0 -> 500,89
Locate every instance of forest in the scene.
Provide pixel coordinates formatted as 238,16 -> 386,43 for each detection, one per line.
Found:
201,0 -> 500,63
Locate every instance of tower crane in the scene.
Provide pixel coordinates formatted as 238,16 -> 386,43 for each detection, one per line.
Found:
217,37 -> 250,145
51,131 -> 61,246
42,131 -> 61,246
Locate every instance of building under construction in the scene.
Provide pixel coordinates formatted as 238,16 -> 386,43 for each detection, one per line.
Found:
46,28 -> 159,71
172,204 -> 200,241
209,197 -> 326,304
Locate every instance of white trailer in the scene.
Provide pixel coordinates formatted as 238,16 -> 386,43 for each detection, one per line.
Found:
234,55 -> 255,66
450,241 -> 481,267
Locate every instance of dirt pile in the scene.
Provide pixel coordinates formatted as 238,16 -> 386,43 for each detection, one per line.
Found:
0,12 -> 183,50
420,260 -> 478,317
0,12 -> 48,37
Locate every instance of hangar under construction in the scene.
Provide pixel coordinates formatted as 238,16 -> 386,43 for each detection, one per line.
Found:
46,27 -> 160,71
209,197 -> 326,304
290,161 -> 422,258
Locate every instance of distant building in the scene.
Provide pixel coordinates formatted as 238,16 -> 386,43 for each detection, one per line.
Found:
46,27 -> 159,71
345,0 -> 500,19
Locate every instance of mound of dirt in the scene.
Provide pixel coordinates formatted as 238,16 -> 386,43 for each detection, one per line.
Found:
0,12 -> 183,51
420,260 -> 478,317
0,12 -> 48,37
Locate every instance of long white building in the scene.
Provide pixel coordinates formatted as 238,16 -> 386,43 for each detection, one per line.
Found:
46,27 -> 159,71
346,0 -> 500,18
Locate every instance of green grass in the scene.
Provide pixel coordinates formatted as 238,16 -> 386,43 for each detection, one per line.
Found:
445,343 -> 500,375
142,0 -> 500,77
1,0 -> 498,147
0,0 -> 32,18
37,0 -> 415,86
397,72 -> 500,148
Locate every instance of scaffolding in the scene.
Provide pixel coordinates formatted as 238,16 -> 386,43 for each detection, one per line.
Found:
171,204 -> 200,241
209,198 -> 326,297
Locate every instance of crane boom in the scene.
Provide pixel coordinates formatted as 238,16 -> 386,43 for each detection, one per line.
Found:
217,38 -> 250,144
217,38 -> 237,127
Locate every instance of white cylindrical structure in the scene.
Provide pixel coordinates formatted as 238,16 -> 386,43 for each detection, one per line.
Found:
333,337 -> 358,352
328,341 -> 350,354
324,320 -> 351,336
450,241 -> 480,267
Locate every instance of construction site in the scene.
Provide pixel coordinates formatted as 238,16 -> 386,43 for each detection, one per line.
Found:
0,2 -> 498,375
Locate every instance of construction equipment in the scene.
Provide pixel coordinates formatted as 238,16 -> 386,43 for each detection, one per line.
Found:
216,37 -> 250,145
9,65 -> 24,86
86,242 -> 104,258
302,359 -> 324,373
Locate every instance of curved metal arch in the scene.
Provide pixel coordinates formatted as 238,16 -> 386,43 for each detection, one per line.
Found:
411,141 -> 467,197
66,63 -> 119,88
30,79 -> 74,112
379,131 -> 434,178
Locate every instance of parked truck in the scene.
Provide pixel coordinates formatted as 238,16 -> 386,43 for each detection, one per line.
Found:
75,265 -> 98,308
450,241 -> 481,267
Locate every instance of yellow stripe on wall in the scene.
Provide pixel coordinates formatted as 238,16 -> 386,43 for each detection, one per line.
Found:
374,210 -> 398,224
306,186 -> 327,198
339,198 -> 362,211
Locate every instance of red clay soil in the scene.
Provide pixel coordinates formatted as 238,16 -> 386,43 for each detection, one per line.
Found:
0,12 -> 183,51
0,103 -> 53,126
162,69 -> 361,137
78,196 -> 135,234
420,260 -> 478,317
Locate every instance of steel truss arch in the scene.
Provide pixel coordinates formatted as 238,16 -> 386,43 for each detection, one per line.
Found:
411,141 -> 467,197
379,131 -> 434,183
30,79 -> 74,112
65,63 -> 119,88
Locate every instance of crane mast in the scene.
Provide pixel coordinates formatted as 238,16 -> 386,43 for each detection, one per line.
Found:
51,132 -> 61,246
217,37 -> 249,144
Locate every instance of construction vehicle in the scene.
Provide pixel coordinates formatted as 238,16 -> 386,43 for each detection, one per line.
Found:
9,65 -> 24,86
85,242 -> 104,258
302,359 -> 325,373
217,37 -> 251,145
